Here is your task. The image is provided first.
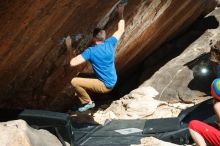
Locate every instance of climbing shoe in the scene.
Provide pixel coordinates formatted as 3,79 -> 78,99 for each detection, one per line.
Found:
78,102 -> 95,112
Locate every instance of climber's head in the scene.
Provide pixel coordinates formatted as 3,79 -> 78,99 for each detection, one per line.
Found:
92,28 -> 106,44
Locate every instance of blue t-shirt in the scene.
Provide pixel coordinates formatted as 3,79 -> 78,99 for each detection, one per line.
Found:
81,36 -> 118,88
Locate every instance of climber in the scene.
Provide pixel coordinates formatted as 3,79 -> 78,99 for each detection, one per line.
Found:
189,78 -> 220,146
65,4 -> 125,112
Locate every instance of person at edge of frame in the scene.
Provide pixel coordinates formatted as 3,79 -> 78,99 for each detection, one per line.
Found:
189,78 -> 220,146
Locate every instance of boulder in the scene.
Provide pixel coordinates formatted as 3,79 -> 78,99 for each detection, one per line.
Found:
93,86 -> 194,123
0,0 -> 217,110
0,120 -> 69,146
131,137 -> 189,146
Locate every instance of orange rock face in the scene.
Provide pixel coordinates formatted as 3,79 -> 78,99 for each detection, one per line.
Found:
0,0 -> 217,110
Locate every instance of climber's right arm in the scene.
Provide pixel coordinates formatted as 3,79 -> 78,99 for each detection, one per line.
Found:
113,4 -> 125,40
113,19 -> 125,40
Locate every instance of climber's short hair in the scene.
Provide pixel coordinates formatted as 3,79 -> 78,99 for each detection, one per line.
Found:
93,28 -> 106,42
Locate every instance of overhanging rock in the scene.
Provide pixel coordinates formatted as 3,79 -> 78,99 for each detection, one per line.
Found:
0,0 -> 217,110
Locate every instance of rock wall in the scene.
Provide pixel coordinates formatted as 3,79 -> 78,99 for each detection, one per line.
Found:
0,0 -> 217,110
140,8 -> 220,103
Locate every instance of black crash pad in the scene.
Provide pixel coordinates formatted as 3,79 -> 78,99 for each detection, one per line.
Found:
143,118 -> 181,134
